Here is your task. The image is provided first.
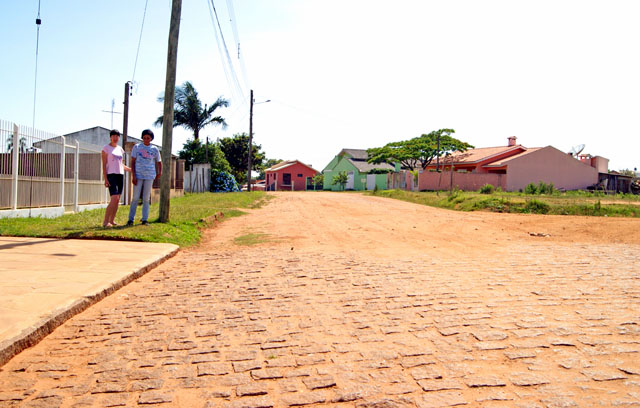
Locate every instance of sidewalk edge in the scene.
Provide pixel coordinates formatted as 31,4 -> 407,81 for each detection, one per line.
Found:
0,246 -> 179,367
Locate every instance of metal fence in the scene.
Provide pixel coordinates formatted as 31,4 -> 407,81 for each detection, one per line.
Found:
0,120 -> 107,212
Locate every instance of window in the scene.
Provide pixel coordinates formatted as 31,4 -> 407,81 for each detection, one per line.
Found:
283,173 -> 291,185
297,174 -> 303,178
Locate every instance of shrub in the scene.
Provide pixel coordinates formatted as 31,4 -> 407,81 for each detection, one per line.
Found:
537,181 -> 555,195
525,199 -> 550,214
210,170 -> 240,192
479,184 -> 495,194
524,183 -> 537,195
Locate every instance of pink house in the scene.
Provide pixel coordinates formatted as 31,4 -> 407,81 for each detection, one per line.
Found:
422,137 -> 607,192
265,160 -> 319,191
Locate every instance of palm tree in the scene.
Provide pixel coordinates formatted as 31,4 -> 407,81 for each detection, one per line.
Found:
155,81 -> 229,140
6,135 -> 27,153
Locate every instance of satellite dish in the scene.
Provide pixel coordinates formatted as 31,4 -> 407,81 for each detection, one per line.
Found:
569,144 -> 585,157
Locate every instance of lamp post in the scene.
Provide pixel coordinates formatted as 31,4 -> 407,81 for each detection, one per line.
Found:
247,89 -> 270,191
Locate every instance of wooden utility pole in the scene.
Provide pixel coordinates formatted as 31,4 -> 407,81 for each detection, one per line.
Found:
122,81 -> 131,205
159,0 -> 182,223
247,89 -> 254,192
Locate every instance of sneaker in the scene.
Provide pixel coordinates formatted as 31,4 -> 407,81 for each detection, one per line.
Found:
126,220 -> 134,226
141,221 -> 149,226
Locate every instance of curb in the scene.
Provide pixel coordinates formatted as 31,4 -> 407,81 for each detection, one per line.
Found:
0,246 -> 179,368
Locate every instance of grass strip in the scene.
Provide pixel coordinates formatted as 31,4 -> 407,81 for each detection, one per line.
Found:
369,189 -> 640,217
0,192 -> 269,247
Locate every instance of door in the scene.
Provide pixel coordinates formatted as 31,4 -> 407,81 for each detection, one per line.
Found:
366,174 -> 376,190
346,172 -> 354,190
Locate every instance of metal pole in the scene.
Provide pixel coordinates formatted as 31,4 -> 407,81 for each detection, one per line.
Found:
11,124 -> 19,210
159,0 -> 182,223
247,89 -> 253,192
74,140 -> 80,213
60,136 -> 65,208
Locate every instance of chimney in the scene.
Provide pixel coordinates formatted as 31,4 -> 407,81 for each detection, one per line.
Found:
508,136 -> 517,147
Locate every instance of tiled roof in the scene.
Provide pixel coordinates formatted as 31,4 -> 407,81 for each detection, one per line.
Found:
266,160 -> 318,173
483,148 -> 542,167
339,149 -> 369,160
445,145 -> 526,164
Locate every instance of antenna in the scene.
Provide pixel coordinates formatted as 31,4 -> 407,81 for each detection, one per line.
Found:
102,98 -> 122,129
568,144 -> 585,157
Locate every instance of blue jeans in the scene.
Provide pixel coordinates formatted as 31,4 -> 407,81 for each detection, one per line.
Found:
128,179 -> 153,222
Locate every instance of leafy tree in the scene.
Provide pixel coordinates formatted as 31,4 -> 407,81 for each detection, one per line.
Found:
218,133 -> 265,184
155,81 -> 229,140
332,171 -> 348,191
258,158 -> 282,179
619,169 -> 636,177
367,129 -> 473,171
178,138 -> 231,173
312,173 -> 324,186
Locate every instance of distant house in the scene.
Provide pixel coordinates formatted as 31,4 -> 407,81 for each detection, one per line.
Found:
264,160 -> 319,191
421,136 -> 607,192
323,149 -> 398,191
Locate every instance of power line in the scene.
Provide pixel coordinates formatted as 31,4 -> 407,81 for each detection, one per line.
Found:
226,0 -> 251,93
32,0 -> 42,130
131,0 -> 149,84
207,0 -> 247,107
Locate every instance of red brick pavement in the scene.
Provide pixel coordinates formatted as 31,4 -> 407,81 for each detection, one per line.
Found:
0,193 -> 638,407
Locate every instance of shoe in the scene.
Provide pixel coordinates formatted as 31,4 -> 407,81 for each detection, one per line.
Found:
126,220 -> 134,226
141,221 -> 149,226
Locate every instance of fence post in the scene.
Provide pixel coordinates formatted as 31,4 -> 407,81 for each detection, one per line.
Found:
74,140 -> 80,213
11,124 -> 19,210
60,136 -> 66,208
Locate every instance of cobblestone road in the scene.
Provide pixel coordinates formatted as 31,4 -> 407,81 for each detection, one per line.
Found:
1,193 -> 639,407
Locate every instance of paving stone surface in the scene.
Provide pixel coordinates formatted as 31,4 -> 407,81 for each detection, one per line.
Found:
0,193 -> 639,407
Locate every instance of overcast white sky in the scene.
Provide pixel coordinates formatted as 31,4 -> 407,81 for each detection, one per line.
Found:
1,1 -> 639,172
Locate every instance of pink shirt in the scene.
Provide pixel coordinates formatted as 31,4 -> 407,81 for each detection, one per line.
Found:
102,144 -> 125,175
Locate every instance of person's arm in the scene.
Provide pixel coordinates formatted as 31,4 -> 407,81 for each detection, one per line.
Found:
101,150 -> 109,187
130,157 -> 137,185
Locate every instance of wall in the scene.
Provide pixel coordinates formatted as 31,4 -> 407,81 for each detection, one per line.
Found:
323,156 -> 361,191
269,162 -> 317,191
506,146 -> 598,191
419,171 -> 506,191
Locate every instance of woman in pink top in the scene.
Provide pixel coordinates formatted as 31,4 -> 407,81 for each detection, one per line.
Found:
101,129 -> 131,227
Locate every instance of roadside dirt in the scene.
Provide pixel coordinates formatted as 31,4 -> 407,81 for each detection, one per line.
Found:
200,192 -> 640,258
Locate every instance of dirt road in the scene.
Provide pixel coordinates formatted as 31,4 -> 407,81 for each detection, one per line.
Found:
1,192 -> 639,407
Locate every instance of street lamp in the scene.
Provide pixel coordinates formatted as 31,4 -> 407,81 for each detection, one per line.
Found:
247,89 -> 270,192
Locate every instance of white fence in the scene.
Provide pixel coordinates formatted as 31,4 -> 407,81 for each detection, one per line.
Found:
0,120 -> 107,217
184,163 -> 210,193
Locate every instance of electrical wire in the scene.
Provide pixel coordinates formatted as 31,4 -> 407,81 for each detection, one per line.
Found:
207,0 -> 248,107
32,0 -> 42,130
225,0 -> 250,91
131,0 -> 149,84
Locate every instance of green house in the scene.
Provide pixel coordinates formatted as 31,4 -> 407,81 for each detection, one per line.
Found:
322,148 -> 398,191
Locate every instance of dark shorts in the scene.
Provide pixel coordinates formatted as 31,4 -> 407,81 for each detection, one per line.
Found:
107,174 -> 124,196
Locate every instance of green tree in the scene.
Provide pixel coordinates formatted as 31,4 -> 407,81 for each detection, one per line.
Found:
155,81 -> 229,140
367,129 -> 473,171
312,173 -> 324,190
178,138 -> 231,173
619,169 -> 636,177
332,171 -> 348,191
218,133 -> 265,184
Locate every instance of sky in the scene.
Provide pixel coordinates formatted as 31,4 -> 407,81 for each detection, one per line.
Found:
1,0 -> 639,172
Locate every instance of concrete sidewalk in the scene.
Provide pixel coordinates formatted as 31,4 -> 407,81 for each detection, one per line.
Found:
0,236 -> 178,366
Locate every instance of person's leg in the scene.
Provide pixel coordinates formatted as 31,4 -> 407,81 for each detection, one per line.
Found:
141,179 -> 153,222
104,194 -> 119,226
108,175 -> 124,225
107,194 -> 120,225
128,181 -> 143,222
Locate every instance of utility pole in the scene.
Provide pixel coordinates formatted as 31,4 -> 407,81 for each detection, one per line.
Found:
247,89 -> 254,192
205,136 -> 209,163
436,132 -> 440,173
159,0 -> 182,223
122,81 -> 131,205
